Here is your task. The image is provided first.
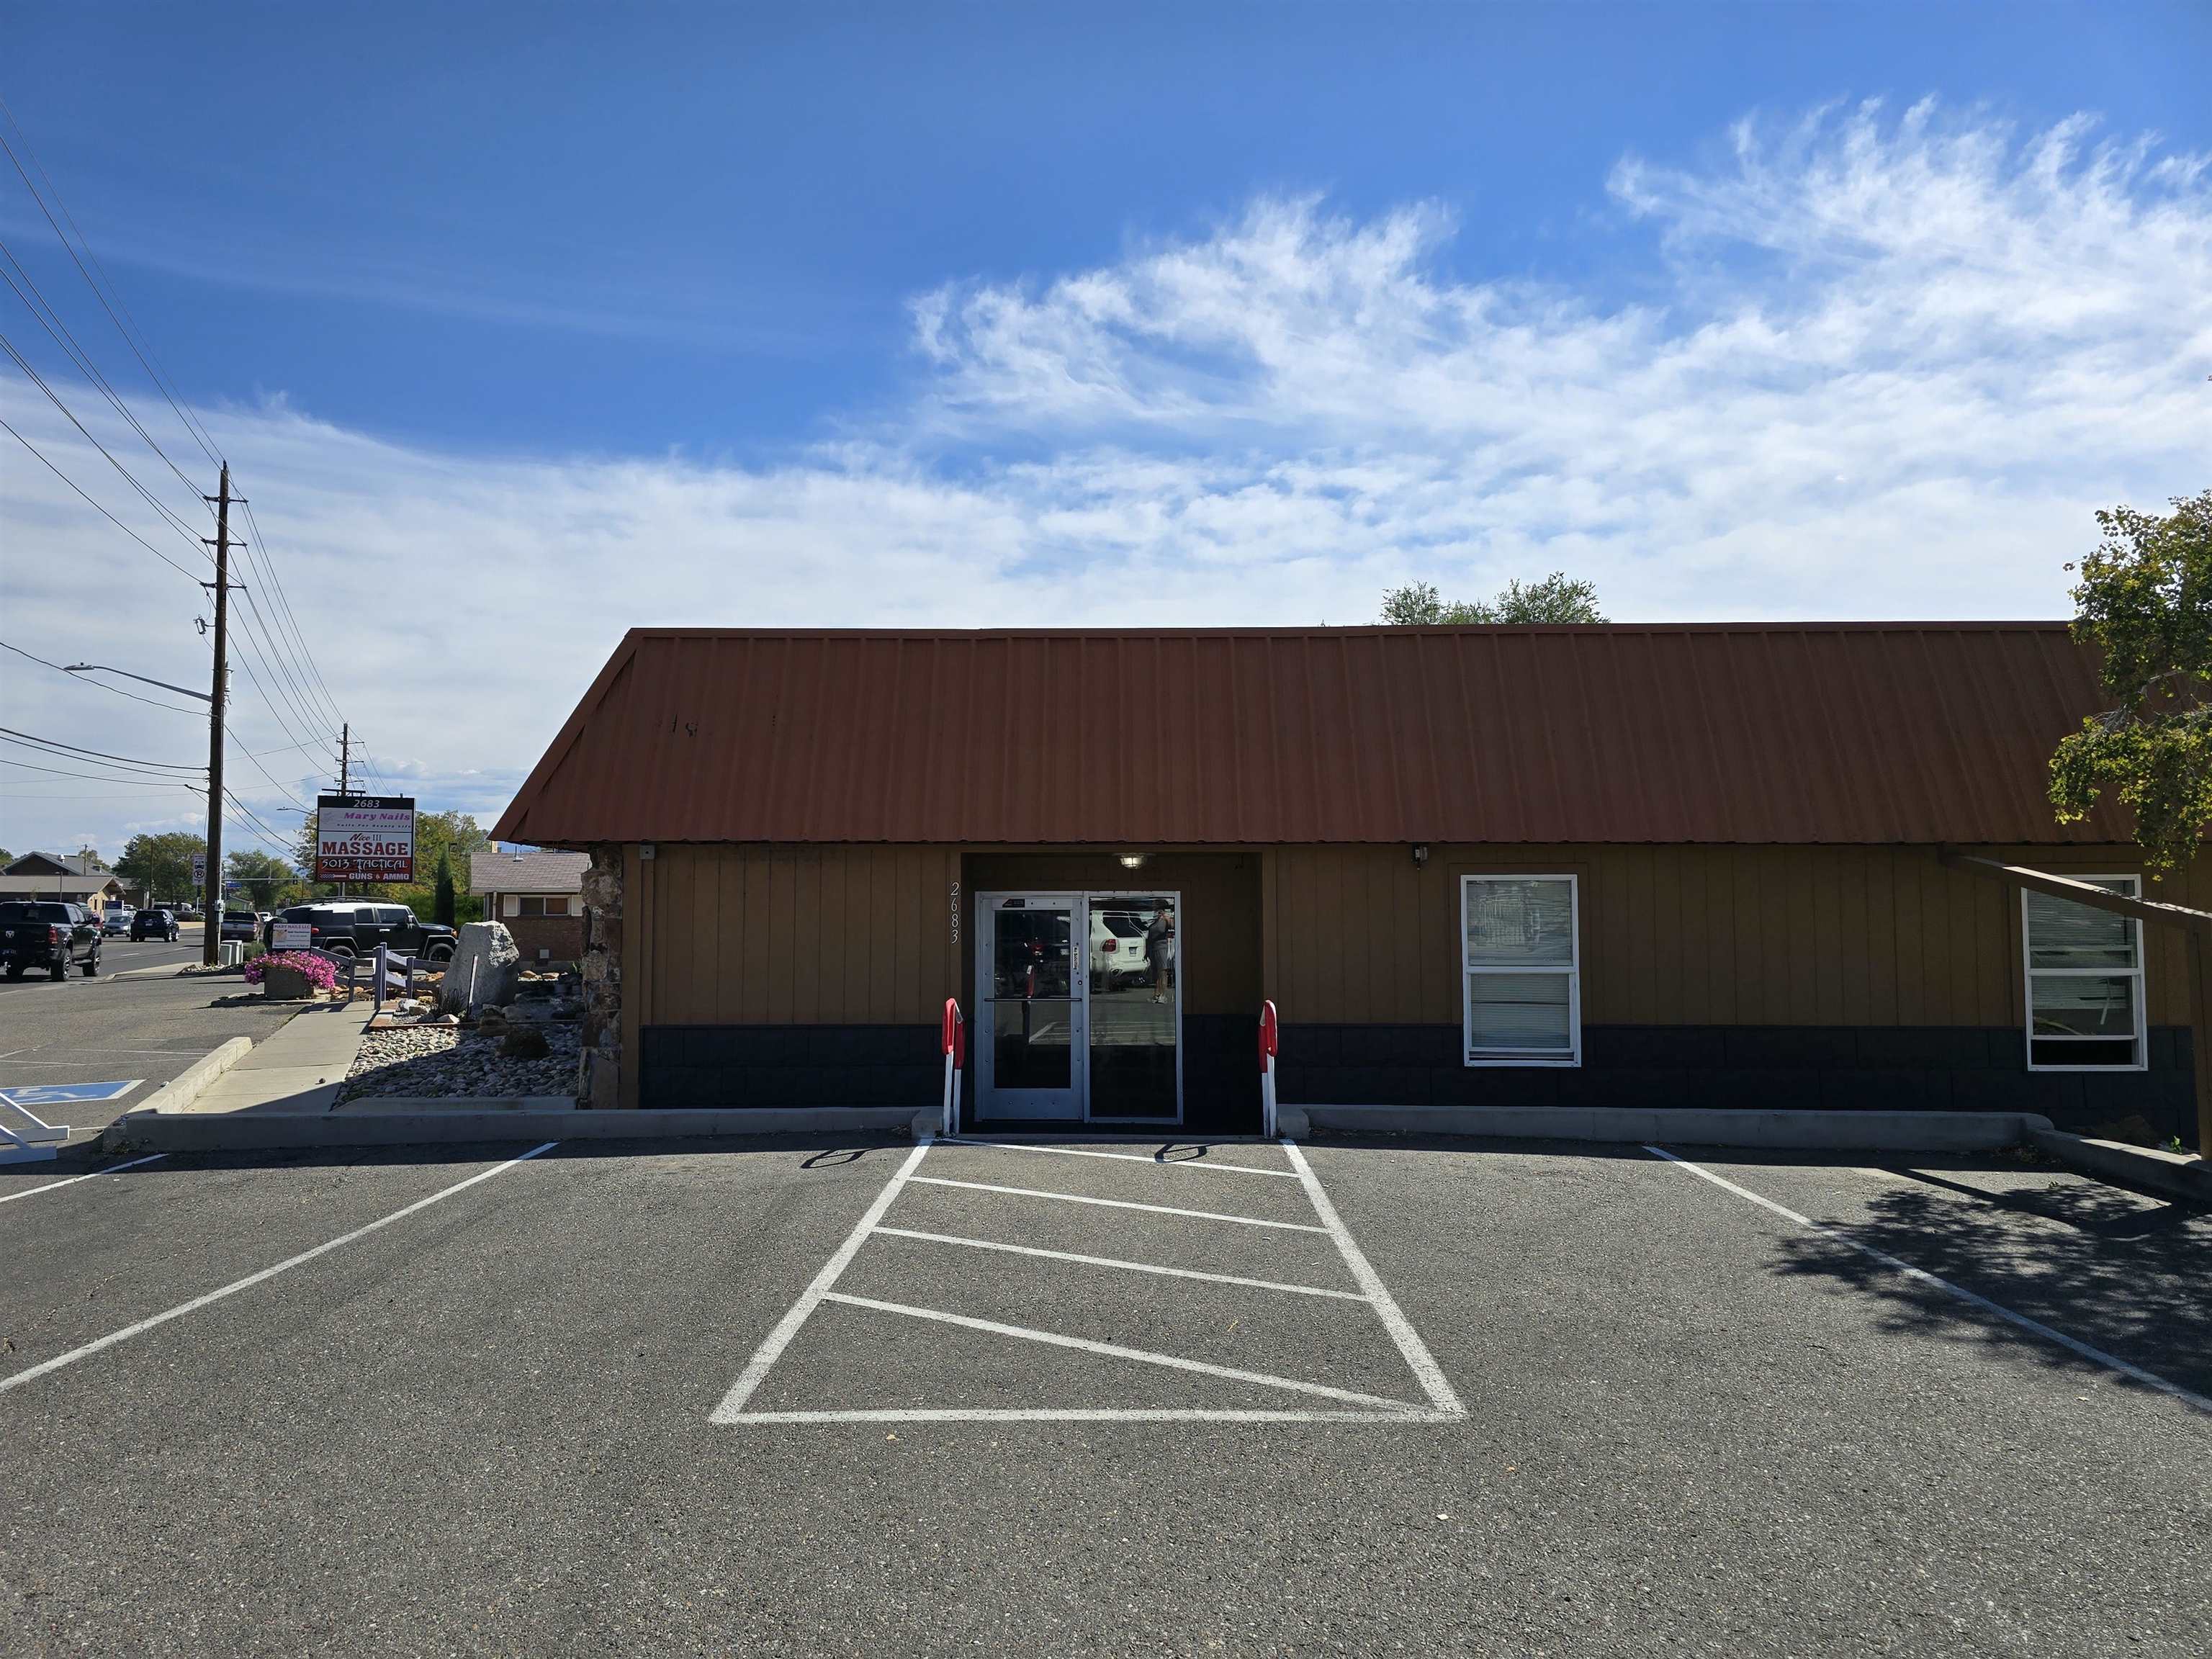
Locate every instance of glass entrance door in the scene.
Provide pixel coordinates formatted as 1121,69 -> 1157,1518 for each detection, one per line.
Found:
974,891 -> 1183,1125
976,895 -> 1084,1120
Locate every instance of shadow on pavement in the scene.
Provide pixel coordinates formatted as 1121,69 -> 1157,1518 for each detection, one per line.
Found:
1768,1173 -> 2212,1405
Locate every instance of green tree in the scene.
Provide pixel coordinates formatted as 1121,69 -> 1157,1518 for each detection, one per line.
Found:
2049,489 -> 2211,874
113,831 -> 207,904
433,848 -> 457,926
225,848 -> 308,909
1380,572 -> 1606,625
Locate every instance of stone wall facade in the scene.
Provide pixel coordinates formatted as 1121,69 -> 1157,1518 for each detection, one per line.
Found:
578,845 -> 624,1108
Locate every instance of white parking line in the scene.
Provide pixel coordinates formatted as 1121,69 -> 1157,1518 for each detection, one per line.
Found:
1646,1146 -> 2212,1416
0,1153 -> 166,1206
822,1291 -> 1424,1411
1283,1141 -> 1466,1419
0,1142 -> 559,1397
714,1134 -> 1467,1426
711,1138 -> 935,1421
732,1407 -> 1461,1424
873,1226 -> 1370,1299
907,1175 -> 1330,1232
942,1138 -> 1301,1177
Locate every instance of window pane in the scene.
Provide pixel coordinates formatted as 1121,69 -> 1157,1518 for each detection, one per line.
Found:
1466,878 -> 1575,968
1467,972 -> 1573,1052
2029,1038 -> 2139,1069
2025,885 -> 2137,969
2030,974 -> 2137,1038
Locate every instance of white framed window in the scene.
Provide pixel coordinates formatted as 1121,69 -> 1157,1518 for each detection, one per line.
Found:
1462,874 -> 1581,1066
2023,876 -> 2146,1071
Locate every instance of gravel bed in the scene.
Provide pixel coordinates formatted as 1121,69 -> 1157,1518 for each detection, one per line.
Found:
337,1020 -> 582,1102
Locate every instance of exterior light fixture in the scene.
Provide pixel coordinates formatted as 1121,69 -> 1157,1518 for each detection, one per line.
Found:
1411,844 -> 1429,868
1118,854 -> 1147,870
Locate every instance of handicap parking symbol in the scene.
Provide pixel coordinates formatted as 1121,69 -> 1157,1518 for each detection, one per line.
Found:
0,1079 -> 144,1109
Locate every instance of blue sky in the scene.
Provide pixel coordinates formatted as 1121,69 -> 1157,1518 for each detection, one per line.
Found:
12,1 -> 2206,454
4,1 -> 2211,860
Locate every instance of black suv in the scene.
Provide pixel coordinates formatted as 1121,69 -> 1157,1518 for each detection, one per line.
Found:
0,901 -> 101,979
132,907 -> 181,942
265,902 -> 457,961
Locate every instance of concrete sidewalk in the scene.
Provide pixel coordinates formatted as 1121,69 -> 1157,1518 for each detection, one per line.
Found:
173,1001 -> 372,1115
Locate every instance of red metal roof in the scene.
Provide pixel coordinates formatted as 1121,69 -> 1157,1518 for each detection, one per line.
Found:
493,625 -> 2132,847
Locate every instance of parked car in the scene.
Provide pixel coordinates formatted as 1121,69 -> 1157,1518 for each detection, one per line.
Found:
217,909 -> 262,945
175,906 -> 204,921
263,902 -> 458,961
1088,906 -> 1150,990
101,907 -> 136,938
132,907 -> 181,942
0,901 -> 100,979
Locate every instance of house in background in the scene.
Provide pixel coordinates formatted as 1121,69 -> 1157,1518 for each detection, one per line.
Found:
469,848 -> 588,966
0,850 -> 131,914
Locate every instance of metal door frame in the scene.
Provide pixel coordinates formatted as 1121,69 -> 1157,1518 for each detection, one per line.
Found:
973,889 -> 1184,1127
1079,889 -> 1184,1126
974,892 -> 1087,1121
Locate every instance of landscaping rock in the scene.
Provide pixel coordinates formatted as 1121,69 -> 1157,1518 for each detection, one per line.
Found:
500,1027 -> 550,1060
436,922 -> 521,1015
336,1019 -> 581,1102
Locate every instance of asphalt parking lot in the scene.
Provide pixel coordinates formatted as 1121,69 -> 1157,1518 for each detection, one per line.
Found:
2,1130 -> 2206,1656
0,930 -> 300,1141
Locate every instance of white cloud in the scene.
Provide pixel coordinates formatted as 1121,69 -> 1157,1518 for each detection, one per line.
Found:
4,100 -> 2209,860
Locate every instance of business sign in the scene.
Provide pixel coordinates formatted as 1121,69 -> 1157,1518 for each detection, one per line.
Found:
273,923 -> 312,950
315,794 -> 417,884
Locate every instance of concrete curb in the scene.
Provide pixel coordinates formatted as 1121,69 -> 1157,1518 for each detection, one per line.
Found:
1301,1104 -> 2052,1153
102,1104 -> 920,1153
117,1038 -> 254,1127
2029,1128 -> 2211,1206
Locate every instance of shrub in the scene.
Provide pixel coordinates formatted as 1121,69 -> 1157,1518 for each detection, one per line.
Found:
243,951 -> 340,992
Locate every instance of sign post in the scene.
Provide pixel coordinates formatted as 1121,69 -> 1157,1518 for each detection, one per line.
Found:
315,795 -> 417,886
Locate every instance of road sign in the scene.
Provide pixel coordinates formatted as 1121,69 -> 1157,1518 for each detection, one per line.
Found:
315,794 -> 416,883
191,851 -> 207,887
0,1080 -> 145,1108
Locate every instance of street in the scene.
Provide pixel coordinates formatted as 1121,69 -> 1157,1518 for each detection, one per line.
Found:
0,930 -> 304,1141
1,1131 -> 2204,1655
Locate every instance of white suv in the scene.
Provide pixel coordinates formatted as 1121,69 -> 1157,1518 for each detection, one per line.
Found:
1087,907 -> 1151,990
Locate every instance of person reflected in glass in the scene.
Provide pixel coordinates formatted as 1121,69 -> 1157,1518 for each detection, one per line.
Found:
1146,899 -> 1174,1004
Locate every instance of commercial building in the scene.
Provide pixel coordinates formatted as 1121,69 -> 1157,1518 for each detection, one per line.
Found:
495,626 -> 2208,1148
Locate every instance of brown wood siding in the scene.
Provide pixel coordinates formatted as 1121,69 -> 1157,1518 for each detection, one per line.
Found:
637,845 -> 961,1028
1262,844 -> 2212,1029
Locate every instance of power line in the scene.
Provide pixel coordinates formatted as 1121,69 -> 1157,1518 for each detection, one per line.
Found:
0,415 -> 207,585
0,95 -> 222,469
222,788 -> 299,858
0,235 -> 211,508
0,637 -> 204,715
222,721 -> 310,811
0,726 -> 202,773
238,498 -> 350,737
0,755 -> 203,788
0,328 -> 212,558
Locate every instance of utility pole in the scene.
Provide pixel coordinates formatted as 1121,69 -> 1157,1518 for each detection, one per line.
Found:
201,464 -> 235,966
333,722 -> 351,897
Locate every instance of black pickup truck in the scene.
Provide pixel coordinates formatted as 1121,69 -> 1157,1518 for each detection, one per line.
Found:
0,901 -> 101,980
264,902 -> 457,961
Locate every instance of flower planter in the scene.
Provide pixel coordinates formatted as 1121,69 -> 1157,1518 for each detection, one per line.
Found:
261,963 -> 315,1001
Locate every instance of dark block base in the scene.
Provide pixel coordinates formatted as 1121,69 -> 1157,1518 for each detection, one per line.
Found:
1278,1024 -> 2198,1148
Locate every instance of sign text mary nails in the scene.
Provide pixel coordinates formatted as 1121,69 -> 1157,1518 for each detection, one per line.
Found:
315,795 -> 418,884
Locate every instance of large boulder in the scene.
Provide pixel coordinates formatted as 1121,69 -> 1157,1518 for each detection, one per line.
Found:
437,922 -> 522,1014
